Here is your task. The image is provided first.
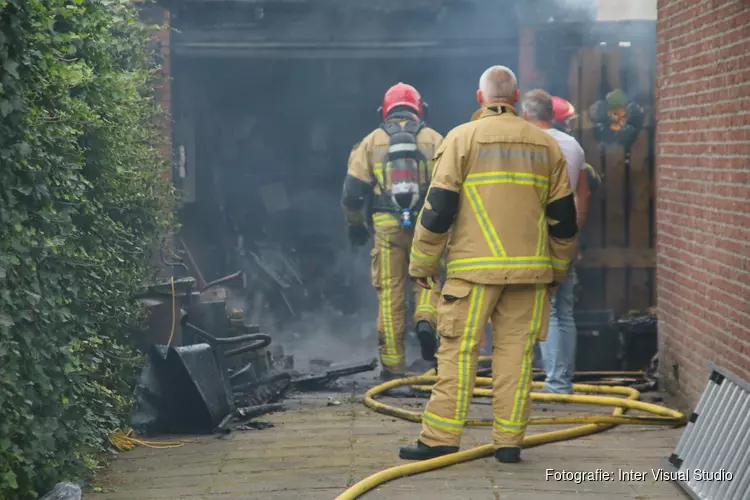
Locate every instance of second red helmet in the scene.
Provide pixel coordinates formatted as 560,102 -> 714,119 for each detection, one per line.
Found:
552,96 -> 577,123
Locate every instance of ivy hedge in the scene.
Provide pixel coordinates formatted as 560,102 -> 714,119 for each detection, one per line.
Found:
0,0 -> 175,498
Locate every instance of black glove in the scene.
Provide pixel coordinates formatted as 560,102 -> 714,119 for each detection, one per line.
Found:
348,224 -> 370,247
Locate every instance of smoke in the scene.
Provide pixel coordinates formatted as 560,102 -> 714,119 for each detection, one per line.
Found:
173,0 -> 653,372
548,0 -> 597,12
276,308 -> 377,371
514,0 -> 596,24
268,226 -> 378,370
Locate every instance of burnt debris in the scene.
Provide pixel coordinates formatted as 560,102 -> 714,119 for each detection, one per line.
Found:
132,270 -> 377,436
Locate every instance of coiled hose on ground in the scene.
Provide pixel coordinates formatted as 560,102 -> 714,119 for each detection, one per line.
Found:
335,364 -> 685,500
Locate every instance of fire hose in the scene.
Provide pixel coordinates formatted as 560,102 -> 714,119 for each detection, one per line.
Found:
335,365 -> 685,500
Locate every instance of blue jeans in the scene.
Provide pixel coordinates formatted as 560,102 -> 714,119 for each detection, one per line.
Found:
539,266 -> 578,394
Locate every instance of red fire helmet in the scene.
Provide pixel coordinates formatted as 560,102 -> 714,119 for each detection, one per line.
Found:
382,83 -> 423,119
552,96 -> 577,122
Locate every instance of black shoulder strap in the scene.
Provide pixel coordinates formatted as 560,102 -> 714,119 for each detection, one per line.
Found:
402,120 -> 424,135
380,119 -> 424,137
381,121 -> 402,136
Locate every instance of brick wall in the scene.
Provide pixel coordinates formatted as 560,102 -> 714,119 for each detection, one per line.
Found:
155,10 -> 172,177
141,5 -> 173,178
140,5 -> 173,274
655,0 -> 750,409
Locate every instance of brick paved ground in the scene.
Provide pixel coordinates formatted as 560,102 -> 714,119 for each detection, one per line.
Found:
88,388 -> 690,500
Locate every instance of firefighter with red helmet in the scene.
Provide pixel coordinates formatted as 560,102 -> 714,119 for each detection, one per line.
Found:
341,83 -> 444,378
551,96 -> 579,135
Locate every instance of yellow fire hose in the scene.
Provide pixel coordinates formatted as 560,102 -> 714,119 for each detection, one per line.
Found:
335,369 -> 685,500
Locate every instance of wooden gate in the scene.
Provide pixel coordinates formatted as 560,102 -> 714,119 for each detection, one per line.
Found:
568,45 -> 656,316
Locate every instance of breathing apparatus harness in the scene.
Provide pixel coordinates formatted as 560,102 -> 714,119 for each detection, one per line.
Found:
371,109 -> 429,230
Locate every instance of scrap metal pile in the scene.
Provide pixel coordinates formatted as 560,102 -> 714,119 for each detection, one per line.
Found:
132,268 -> 376,436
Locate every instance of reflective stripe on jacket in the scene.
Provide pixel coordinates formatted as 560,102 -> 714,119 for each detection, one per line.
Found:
408,104 -> 579,285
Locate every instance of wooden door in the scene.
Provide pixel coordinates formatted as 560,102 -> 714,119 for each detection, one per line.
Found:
568,45 -> 656,315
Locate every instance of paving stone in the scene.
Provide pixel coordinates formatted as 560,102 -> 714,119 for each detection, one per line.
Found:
88,392 -> 688,500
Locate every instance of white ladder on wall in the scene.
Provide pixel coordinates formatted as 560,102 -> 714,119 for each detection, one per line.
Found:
662,362 -> 750,499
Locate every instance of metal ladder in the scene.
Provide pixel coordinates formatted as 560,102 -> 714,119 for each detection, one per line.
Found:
662,361 -> 750,500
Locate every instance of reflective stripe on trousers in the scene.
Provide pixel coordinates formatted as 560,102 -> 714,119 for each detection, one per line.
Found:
372,214 -> 441,372
419,279 -> 550,448
415,287 -> 437,318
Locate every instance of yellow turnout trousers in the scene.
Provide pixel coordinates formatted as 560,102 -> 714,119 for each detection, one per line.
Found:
370,213 -> 441,373
419,278 -> 551,448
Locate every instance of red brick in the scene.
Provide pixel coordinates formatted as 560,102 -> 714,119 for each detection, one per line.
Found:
659,141 -> 750,157
657,258 -> 750,323
657,155 -> 749,171
657,113 -> 750,133
658,292 -> 749,376
659,177 -> 750,202
656,0 -> 750,410
661,87 -> 750,105
657,1 -> 746,44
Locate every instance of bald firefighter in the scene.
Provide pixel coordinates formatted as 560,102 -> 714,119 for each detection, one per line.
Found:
399,66 -> 579,463
341,83 -> 444,378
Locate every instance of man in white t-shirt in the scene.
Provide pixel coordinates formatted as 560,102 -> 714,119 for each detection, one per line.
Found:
521,89 -> 590,394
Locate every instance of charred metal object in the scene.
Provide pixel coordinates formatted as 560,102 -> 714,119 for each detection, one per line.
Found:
182,319 -> 270,352
181,317 -> 292,407
291,358 -> 378,392
202,269 -> 246,293
160,343 -> 234,431
232,372 -> 293,407
135,276 -> 199,307
131,314 -> 277,434
134,277 -> 199,348
215,403 -> 286,433
615,311 -> 658,371
160,246 -> 189,275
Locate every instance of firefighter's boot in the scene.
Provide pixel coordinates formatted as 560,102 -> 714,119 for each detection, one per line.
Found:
495,447 -> 522,463
379,369 -> 406,382
416,320 -> 438,361
399,440 -> 458,461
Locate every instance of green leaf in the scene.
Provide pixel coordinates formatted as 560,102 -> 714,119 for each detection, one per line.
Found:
0,100 -> 13,117
3,471 -> 17,489
0,313 -> 12,329
0,1 -> 175,497
3,60 -> 18,79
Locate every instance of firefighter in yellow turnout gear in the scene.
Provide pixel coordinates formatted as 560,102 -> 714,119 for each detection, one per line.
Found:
401,67 -> 579,463
341,83 -> 444,377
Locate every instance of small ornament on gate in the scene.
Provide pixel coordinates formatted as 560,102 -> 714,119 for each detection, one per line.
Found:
588,89 -> 645,148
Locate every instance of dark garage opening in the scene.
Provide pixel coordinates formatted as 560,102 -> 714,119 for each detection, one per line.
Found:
168,0 -> 521,361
